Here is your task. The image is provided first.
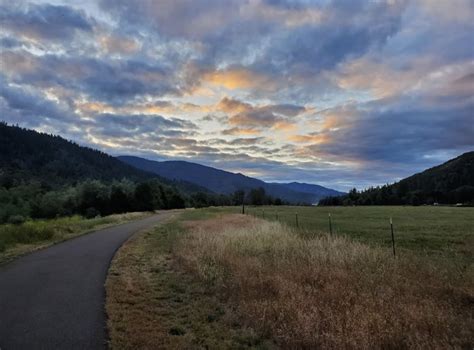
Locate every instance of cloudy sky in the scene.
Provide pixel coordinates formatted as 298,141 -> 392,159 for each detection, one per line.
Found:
1,0 -> 473,191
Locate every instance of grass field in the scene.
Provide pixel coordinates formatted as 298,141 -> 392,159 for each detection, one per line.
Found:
106,206 -> 474,349
191,205 -> 474,262
0,212 -> 150,265
106,213 -> 273,349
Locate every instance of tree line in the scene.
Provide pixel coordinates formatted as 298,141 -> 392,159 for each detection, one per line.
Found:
320,152 -> 474,206
319,184 -> 474,206
0,179 -> 286,224
0,179 -> 186,223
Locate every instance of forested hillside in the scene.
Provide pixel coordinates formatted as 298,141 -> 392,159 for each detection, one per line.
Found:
0,123 -> 191,223
320,152 -> 474,206
0,122 -> 155,187
0,123 -> 290,223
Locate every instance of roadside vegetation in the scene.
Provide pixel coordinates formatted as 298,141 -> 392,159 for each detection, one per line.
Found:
106,214 -> 273,349
0,179 -> 186,224
106,207 -> 473,349
0,212 -> 149,264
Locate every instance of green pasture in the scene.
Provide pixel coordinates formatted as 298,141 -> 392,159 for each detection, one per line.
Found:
188,205 -> 474,262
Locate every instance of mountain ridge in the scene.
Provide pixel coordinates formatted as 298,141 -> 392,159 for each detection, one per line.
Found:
0,123 -> 208,194
319,151 -> 474,205
118,155 -> 344,204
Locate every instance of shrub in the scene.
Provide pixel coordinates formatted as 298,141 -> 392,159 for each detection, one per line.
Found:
0,223 -> 55,251
84,207 -> 100,219
8,215 -> 26,225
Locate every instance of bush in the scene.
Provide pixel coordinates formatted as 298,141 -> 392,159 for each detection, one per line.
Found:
84,207 -> 100,219
8,215 -> 26,225
11,225 -> 54,244
0,223 -> 55,251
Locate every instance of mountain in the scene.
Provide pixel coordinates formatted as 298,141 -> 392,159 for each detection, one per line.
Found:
320,151 -> 474,206
0,123 -> 207,193
276,182 -> 344,198
118,155 -> 342,204
392,151 -> 474,204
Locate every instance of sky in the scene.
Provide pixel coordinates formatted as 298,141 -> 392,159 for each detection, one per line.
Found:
0,0 -> 473,191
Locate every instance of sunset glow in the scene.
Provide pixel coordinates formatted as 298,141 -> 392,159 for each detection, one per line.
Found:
1,0 -> 473,190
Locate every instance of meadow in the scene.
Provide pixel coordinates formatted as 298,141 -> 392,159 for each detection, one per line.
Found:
205,205 -> 473,263
0,212 -> 150,264
106,206 -> 474,349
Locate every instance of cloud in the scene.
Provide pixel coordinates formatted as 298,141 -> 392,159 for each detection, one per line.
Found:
289,133 -> 328,144
229,110 -> 282,128
0,3 -> 93,42
304,92 -> 474,168
2,50 -> 181,104
95,113 -> 194,134
222,127 -> 261,136
0,37 -> 24,49
202,67 -> 265,90
1,0 -> 473,190
97,0 -> 408,97
216,97 -> 307,130
0,77 -> 73,126
99,34 -> 141,55
217,97 -> 252,114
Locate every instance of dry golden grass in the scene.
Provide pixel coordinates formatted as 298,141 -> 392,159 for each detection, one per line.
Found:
177,214 -> 474,349
106,216 -> 272,349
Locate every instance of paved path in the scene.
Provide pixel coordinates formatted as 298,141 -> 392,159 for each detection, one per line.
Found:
0,213 -> 170,350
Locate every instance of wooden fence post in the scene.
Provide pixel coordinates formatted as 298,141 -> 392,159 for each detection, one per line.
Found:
328,213 -> 333,235
295,213 -> 299,228
390,217 -> 396,257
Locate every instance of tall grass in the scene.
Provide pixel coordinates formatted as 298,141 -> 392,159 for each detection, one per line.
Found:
177,215 -> 473,349
0,213 -> 148,260
0,223 -> 54,252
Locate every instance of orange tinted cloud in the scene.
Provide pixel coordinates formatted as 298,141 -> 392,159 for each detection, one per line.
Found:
75,101 -> 111,113
203,68 -> 266,90
1,51 -> 38,74
99,35 -> 140,55
222,127 -> 261,136
335,57 -> 436,98
75,100 -> 212,116
273,121 -> 297,131
289,133 -> 329,144
217,97 -> 306,132
216,97 -> 252,114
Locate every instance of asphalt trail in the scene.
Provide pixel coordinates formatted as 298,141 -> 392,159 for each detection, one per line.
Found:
0,213 -> 170,349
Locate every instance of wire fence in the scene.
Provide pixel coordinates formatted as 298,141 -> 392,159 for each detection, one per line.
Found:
242,206 -> 398,257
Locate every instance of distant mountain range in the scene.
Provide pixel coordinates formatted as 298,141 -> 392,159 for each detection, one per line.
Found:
118,156 -> 344,204
275,182 -> 345,199
0,123 -> 344,204
2,123 -> 472,206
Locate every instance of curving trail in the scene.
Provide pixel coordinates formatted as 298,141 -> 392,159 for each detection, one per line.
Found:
0,213 -> 171,350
